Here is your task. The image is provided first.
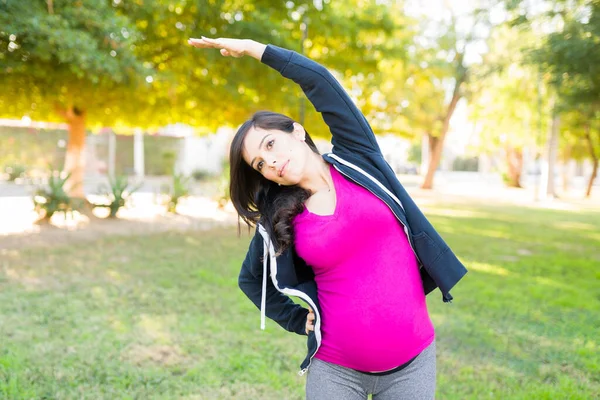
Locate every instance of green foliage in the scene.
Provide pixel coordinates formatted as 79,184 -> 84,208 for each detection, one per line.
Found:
452,156 -> 479,172
366,2 -> 502,139
0,0 -> 410,134
468,24 -> 556,159
94,175 -> 143,218
559,106 -> 600,160
0,0 -> 148,125
191,169 -> 214,182
32,170 -> 76,220
500,171 -> 513,186
407,142 -> 422,164
3,163 -> 26,181
217,162 -> 231,209
528,0 -> 600,107
161,173 -> 190,213
503,0 -> 600,168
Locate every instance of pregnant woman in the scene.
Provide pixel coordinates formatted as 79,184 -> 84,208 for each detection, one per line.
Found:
189,36 -> 467,400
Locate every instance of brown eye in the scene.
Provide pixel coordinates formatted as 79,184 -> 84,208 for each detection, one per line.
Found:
257,161 -> 264,171
267,139 -> 274,149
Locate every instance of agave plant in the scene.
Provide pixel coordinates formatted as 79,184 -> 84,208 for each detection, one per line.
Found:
5,163 -> 26,181
95,175 -> 143,218
32,171 -> 75,220
216,161 -> 230,209
161,173 -> 190,213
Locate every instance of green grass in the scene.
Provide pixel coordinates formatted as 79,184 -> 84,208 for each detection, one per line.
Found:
0,200 -> 599,399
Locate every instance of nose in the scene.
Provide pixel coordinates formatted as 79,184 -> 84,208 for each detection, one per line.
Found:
265,155 -> 277,168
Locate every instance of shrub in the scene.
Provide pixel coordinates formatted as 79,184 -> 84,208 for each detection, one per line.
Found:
4,164 -> 26,181
191,169 -> 213,182
94,175 -> 143,218
161,173 -> 190,213
452,156 -> 479,172
32,171 -> 77,220
217,162 -> 230,209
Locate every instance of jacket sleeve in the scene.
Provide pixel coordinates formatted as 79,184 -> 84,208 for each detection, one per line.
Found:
237,229 -> 309,336
261,44 -> 381,155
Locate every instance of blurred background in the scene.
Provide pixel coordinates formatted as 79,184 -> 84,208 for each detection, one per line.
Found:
0,0 -> 598,399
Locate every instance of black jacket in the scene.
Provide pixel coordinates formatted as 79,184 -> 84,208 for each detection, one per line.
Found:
238,44 -> 468,375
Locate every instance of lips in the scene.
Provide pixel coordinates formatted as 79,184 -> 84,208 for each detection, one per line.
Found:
278,160 -> 289,177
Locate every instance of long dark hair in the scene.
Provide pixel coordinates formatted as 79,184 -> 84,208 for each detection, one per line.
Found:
229,111 -> 320,254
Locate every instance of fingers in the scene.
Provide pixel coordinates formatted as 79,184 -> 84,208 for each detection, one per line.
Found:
305,309 -> 315,334
305,323 -> 314,334
199,36 -> 221,46
188,37 -> 237,57
187,37 -> 221,49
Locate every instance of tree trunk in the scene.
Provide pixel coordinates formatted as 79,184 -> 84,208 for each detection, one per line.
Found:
543,113 -> 560,199
428,134 -> 439,155
421,58 -> 466,190
587,160 -> 599,198
561,144 -> 572,193
505,145 -> 523,188
62,106 -> 86,199
421,135 -> 444,189
584,125 -> 598,198
421,96 -> 461,189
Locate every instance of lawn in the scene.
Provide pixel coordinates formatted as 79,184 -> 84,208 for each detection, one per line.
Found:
0,200 -> 599,399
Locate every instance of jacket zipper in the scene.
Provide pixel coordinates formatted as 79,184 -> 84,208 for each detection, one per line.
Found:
328,156 -> 423,267
257,225 -> 323,376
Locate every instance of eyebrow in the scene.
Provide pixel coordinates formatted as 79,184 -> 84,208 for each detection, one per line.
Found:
250,134 -> 272,170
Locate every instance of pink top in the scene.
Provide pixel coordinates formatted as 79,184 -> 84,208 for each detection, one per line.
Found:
293,165 -> 435,372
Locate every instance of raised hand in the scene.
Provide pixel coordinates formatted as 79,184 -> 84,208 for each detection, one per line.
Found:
188,36 -> 267,61
188,37 -> 246,57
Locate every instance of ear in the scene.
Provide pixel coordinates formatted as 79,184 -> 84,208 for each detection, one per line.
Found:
292,122 -> 306,141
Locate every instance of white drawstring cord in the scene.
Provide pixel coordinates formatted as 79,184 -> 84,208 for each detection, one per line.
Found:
260,239 -> 268,330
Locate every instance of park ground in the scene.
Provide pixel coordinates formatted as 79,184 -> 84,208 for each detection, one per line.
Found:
0,173 -> 599,399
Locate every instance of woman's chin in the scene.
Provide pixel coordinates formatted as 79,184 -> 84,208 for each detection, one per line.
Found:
280,177 -> 301,187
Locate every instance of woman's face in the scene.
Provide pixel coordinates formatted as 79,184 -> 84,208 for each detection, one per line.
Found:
242,123 -> 310,186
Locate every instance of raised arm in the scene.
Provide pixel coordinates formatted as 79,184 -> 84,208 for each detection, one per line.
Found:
188,37 -> 380,155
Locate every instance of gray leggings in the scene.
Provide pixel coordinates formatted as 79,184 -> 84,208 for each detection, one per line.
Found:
305,340 -> 436,400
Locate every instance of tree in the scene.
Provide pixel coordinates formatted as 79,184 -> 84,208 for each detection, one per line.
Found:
560,107 -> 600,197
534,0 -> 600,197
0,0 -> 149,198
0,0 -> 406,201
377,0 -> 500,189
468,26 -> 551,188
507,0 -> 600,197
112,0 -> 404,137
